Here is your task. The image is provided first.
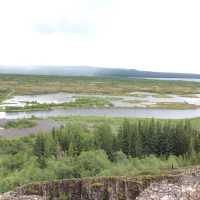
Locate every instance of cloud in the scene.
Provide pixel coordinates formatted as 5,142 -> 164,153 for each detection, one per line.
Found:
33,21 -> 95,35
0,0 -> 200,73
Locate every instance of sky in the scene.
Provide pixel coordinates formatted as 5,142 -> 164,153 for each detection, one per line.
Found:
0,0 -> 200,73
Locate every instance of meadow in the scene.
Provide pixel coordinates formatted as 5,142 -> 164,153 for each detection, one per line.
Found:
0,74 -> 200,96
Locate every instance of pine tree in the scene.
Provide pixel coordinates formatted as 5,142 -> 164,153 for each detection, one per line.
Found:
122,119 -> 132,155
135,124 -> 143,157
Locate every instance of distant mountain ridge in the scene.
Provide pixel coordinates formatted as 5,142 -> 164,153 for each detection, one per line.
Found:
0,66 -> 200,79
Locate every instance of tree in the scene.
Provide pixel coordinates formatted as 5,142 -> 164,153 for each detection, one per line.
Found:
33,134 -> 48,168
118,119 -> 131,156
94,123 -> 114,160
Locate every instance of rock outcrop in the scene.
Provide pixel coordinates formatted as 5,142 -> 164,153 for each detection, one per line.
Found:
136,177 -> 200,200
0,192 -> 44,200
1,166 -> 200,200
0,177 -> 156,200
136,167 -> 200,200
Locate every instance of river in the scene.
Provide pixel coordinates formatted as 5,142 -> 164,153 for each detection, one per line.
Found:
0,108 -> 200,119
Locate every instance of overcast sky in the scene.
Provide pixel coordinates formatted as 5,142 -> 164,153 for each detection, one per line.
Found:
0,0 -> 200,73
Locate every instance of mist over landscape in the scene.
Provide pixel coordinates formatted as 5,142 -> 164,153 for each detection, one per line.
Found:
1,66 -> 200,79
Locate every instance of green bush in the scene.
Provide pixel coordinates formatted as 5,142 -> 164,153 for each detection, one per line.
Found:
76,150 -> 111,177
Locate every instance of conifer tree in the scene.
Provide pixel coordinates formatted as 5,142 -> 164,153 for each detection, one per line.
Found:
33,134 -> 48,168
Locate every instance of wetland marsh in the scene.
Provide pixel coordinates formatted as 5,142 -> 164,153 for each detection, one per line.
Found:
1,75 -> 200,119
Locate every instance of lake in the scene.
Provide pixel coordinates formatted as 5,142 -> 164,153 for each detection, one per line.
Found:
145,78 -> 200,82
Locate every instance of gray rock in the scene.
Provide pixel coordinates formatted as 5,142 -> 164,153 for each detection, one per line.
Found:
0,192 -> 44,200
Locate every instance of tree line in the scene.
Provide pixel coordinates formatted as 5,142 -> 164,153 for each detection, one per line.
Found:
33,119 -> 199,168
1,118 -> 200,192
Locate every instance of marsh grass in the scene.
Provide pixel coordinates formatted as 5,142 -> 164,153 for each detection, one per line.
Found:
150,102 -> 200,109
4,96 -> 113,112
1,75 -> 200,111
0,74 -> 199,96
0,89 -> 14,103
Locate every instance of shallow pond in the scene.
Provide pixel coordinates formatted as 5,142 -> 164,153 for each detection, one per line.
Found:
1,92 -> 200,119
1,93 -> 75,107
2,92 -> 200,108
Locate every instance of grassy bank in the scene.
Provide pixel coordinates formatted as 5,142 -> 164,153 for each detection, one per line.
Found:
3,100 -> 200,112
150,102 -> 200,109
50,115 -> 200,131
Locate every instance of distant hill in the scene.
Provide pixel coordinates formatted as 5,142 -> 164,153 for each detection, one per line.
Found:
0,66 -> 200,79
